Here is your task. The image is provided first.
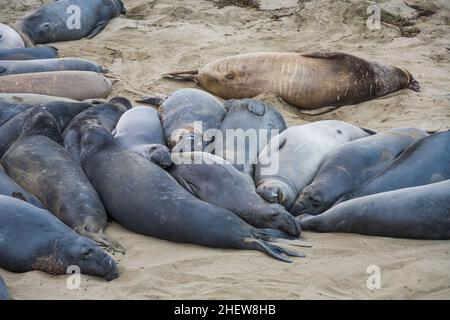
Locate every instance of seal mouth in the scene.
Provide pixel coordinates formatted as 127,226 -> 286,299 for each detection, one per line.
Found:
103,257 -> 120,281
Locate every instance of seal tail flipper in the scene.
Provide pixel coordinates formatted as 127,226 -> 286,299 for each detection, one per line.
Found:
162,70 -> 199,83
136,95 -> 165,106
245,238 -> 305,263
79,229 -> 126,254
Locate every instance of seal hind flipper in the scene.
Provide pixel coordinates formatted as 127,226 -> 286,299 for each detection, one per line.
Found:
245,238 -> 305,263
136,95 -> 165,107
86,21 -> 107,39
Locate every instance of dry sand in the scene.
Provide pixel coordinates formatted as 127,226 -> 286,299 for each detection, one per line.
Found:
1,0 -> 450,299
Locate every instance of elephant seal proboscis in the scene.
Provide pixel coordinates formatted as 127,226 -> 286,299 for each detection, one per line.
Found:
255,120 -> 371,212
63,98 -> 131,163
0,46 -> 58,60
0,195 -> 119,280
0,58 -> 106,77
206,99 -> 287,178
114,106 -> 172,168
0,71 -> 112,100
1,109 -> 124,253
351,131 -> 450,199
164,52 -> 420,113
291,128 -> 429,216
80,125 -> 305,262
169,152 -> 300,236
17,0 -> 126,44
299,180 -> 450,240
0,275 -> 10,300
0,23 -> 25,50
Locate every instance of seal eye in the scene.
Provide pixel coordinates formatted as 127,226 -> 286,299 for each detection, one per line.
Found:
81,249 -> 92,260
225,72 -> 235,80
311,197 -> 321,207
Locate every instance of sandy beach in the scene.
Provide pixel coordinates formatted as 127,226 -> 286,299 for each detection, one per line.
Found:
1,0 -> 450,299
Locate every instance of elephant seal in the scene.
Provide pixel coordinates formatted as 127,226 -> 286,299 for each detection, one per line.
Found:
63,98 -> 131,163
1,109 -> 124,253
0,58 -> 106,76
157,88 -> 227,152
291,128 -> 429,216
351,131 -> 450,199
81,126 -> 305,262
0,23 -> 25,50
0,71 -> 112,100
0,101 -> 92,157
0,275 -> 9,300
0,99 -> 33,127
255,120 -> 371,212
169,152 -> 300,236
299,180 -> 450,240
0,46 -> 58,60
164,52 -> 420,111
17,0 -> 126,45
0,195 -> 119,280
0,164 -> 44,208
0,93 -> 76,105
114,106 -> 172,168
206,99 -> 287,178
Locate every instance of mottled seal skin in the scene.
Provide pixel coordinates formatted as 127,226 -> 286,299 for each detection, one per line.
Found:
0,101 -> 92,157
206,99 -> 287,178
299,180 -> 450,240
291,128 -> 429,216
0,23 -> 25,50
0,195 -> 119,280
0,71 -> 112,101
1,109 -> 124,253
63,98 -> 131,163
169,152 -> 300,236
164,52 -> 420,110
81,126 -> 304,263
159,88 -> 227,152
0,46 -> 59,60
255,120 -> 371,212
0,275 -> 10,300
0,58 -> 106,77
17,0 -> 126,45
351,131 -> 450,199
114,106 -> 172,168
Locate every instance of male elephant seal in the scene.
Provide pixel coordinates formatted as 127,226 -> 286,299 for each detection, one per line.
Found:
206,99 -> 287,178
63,98 -> 131,163
169,152 -> 300,236
17,0 -> 126,45
291,128 -> 429,216
351,131 -> 450,199
164,52 -> 419,111
0,46 -> 58,60
0,58 -> 106,76
0,71 -> 112,100
0,275 -> 10,300
0,195 -> 119,280
1,109 -> 124,253
81,126 -> 304,262
114,106 -> 172,168
0,23 -> 25,50
255,120 -> 371,212
157,88 -> 227,152
299,180 -> 450,240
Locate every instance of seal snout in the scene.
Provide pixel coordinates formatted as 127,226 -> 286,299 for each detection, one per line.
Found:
102,256 -> 119,281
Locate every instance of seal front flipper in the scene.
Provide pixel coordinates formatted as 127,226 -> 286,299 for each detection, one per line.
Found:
77,228 -> 126,254
86,21 -> 107,39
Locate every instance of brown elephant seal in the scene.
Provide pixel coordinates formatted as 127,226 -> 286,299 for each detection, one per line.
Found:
0,71 -> 112,100
164,52 -> 419,111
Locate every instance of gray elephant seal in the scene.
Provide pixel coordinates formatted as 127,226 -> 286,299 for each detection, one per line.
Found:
0,99 -> 33,127
291,128 -> 429,216
206,99 -> 287,178
0,195 -> 119,280
0,58 -> 106,76
0,275 -> 9,300
299,180 -> 450,240
255,120 -> 371,212
114,106 -> 172,168
1,109 -> 124,253
17,0 -> 126,44
0,46 -> 58,60
0,23 -> 25,50
0,93 -> 76,105
351,131 -> 450,199
169,152 -> 300,236
81,126 -> 304,262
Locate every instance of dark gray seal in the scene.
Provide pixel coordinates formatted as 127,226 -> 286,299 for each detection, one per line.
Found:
1,109 -> 124,253
290,128 -> 429,216
351,131 -> 450,199
0,99 -> 33,127
169,152 -> 300,236
0,195 -> 119,280
17,0 -> 126,44
0,275 -> 9,300
114,106 -> 172,168
0,58 -> 106,76
0,23 -> 25,49
299,180 -> 450,240
81,126 -> 305,263
0,46 -> 58,60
